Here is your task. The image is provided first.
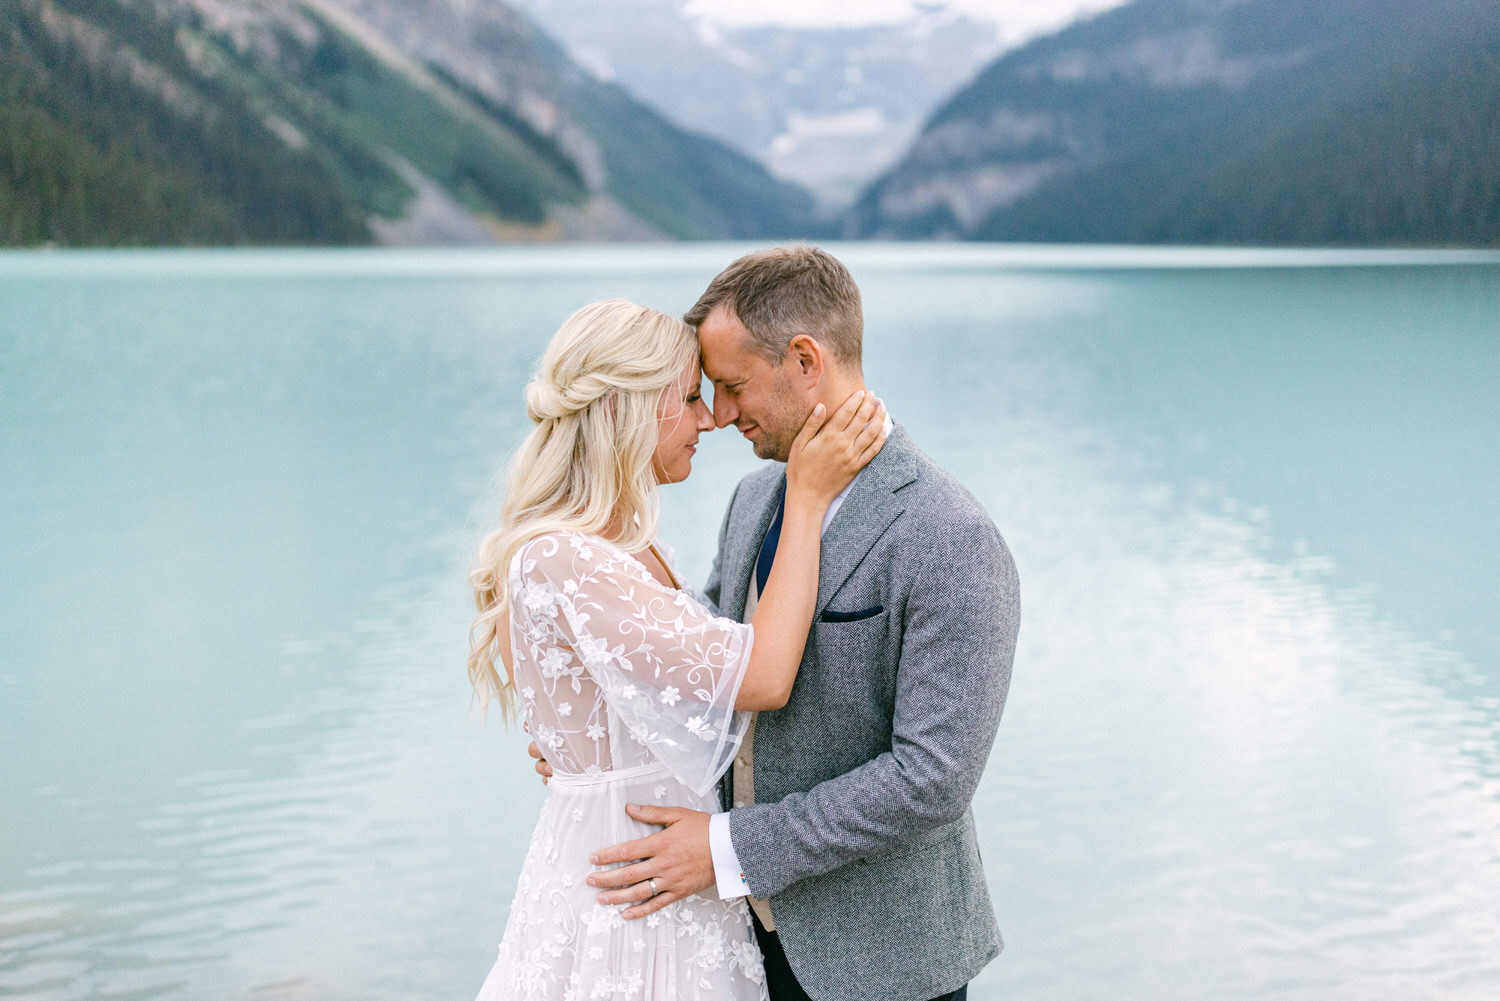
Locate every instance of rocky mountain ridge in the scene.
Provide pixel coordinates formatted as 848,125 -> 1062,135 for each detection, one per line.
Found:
2,0 -> 815,246
851,0 -> 1500,245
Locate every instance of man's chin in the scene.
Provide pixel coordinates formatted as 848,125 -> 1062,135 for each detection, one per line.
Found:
751,438 -> 789,462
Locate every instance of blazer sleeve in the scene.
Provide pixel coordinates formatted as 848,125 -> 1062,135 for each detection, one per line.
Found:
726,513 -> 1019,897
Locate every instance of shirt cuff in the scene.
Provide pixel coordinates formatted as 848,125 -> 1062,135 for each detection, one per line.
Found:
708,812 -> 751,900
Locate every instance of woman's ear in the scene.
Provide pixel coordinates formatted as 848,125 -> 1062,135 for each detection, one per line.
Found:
786,334 -> 824,388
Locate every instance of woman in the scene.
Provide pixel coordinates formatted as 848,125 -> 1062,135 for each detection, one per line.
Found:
467,300 -> 884,1001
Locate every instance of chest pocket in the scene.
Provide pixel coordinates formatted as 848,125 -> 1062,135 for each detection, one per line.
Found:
810,607 -> 895,714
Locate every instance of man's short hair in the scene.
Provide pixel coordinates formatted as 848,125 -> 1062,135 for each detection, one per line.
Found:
684,245 -> 863,368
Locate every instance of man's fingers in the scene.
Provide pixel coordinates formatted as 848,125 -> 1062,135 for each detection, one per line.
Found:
527,740 -> 554,779
586,803 -> 679,869
595,880 -> 658,906
590,836 -> 652,867
588,859 -> 654,889
623,890 -> 680,920
526,741 -> 552,783
624,803 -> 687,826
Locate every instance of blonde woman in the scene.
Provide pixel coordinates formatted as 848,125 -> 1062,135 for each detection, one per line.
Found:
468,300 -> 885,1001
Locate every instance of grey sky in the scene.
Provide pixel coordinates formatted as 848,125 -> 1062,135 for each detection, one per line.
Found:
682,0 -> 1127,40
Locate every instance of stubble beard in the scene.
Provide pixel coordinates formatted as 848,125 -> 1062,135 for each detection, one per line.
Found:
752,380 -> 809,464
753,436 -> 787,462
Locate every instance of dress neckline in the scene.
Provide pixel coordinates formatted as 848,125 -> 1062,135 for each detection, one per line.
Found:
554,529 -> 682,593
644,541 -> 682,590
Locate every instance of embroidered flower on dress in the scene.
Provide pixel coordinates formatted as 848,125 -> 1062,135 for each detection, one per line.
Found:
576,635 -> 613,671
732,940 -> 763,978
660,686 -> 681,706
539,647 -> 572,679
521,582 -> 557,614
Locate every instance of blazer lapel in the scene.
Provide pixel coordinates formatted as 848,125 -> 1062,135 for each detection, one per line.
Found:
724,469 -> 786,621
815,423 -> 919,612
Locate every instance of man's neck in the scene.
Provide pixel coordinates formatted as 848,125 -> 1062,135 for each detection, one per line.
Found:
815,375 -> 867,413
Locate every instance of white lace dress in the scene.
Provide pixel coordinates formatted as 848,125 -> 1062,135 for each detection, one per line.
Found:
473,530 -> 768,1001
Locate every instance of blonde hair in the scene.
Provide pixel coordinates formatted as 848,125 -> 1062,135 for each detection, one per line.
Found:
467,300 -> 698,717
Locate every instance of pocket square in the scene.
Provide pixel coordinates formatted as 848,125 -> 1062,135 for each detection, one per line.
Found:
820,604 -> 884,623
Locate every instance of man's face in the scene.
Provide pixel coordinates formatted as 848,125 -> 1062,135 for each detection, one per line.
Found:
697,304 -> 808,462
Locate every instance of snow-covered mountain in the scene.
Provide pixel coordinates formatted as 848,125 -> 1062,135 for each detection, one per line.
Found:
507,0 -> 1018,211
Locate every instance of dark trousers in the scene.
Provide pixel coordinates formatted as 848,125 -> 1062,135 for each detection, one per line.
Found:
752,913 -> 968,1001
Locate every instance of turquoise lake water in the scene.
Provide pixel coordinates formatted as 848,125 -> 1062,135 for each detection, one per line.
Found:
1,244 -> 1497,1000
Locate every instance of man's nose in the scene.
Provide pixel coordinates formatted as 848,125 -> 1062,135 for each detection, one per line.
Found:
712,394 -> 737,429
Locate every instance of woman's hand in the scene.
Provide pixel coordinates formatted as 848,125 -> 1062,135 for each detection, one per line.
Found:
785,390 -> 887,507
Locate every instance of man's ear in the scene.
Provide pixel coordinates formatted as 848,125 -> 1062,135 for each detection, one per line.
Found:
786,334 -> 824,388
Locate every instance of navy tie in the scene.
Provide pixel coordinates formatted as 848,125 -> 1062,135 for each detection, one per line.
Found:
754,483 -> 786,596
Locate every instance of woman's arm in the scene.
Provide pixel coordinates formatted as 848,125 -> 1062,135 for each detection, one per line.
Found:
735,391 -> 886,711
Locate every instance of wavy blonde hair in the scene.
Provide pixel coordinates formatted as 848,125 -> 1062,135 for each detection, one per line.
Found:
467,299 -> 698,717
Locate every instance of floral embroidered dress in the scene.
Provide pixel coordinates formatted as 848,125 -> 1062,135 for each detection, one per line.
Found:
473,530 -> 768,1001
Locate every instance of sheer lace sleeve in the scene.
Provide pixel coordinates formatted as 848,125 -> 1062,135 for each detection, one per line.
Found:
513,532 -> 753,796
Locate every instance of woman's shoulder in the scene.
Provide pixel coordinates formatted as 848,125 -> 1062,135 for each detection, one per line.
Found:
512,530 -> 641,582
514,529 -> 602,567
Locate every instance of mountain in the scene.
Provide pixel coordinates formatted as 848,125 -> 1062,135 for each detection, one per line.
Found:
0,0 -> 815,246
508,0 -> 1015,211
850,0 -> 1500,246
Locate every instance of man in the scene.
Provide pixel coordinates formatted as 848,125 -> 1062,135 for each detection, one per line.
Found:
534,246 -> 1019,1001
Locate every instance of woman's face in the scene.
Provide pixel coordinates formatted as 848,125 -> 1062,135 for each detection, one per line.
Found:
651,359 -> 715,484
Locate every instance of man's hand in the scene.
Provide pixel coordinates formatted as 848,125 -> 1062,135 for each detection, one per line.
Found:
526,741 -> 553,784
587,805 -> 715,919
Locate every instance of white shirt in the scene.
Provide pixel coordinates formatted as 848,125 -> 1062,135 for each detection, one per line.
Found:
707,411 -> 893,900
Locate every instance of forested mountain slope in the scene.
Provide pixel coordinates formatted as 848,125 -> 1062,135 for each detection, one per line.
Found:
850,0 -> 1500,246
0,0 -> 814,246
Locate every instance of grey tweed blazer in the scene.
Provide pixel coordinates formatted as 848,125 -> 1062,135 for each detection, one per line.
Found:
703,424 -> 1019,1001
